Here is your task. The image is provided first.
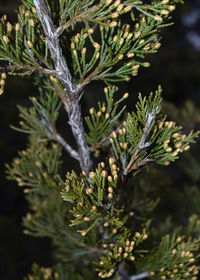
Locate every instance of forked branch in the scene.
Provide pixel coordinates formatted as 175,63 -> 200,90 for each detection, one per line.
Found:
33,0 -> 92,174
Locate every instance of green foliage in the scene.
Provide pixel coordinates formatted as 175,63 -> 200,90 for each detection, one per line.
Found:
61,87 -> 200,278
6,135 -> 63,194
61,163 -> 121,234
0,0 -> 178,85
11,89 -> 61,139
24,263 -> 97,280
85,85 -> 127,146
23,192 -> 92,263
110,86 -> 199,173
0,6 -> 51,74
67,0 -> 178,84
140,218 -> 200,279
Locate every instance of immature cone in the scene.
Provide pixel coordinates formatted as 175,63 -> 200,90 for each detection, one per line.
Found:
15,23 -> 20,31
3,35 -> 9,43
27,40 -> 33,48
7,22 -> 12,32
1,73 -> 6,79
110,21 -> 118,27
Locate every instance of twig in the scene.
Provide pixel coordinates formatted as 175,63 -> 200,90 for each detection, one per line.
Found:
40,114 -> 79,161
33,0 -> 92,174
55,18 -> 75,38
126,108 -> 158,174
89,124 -> 123,151
130,272 -> 149,280
0,64 -> 56,75
55,15 -> 82,38
52,131 -> 79,161
55,6 -> 98,38
79,66 -> 100,89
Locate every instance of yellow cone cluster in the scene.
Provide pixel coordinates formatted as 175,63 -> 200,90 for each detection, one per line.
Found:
0,72 -> 6,95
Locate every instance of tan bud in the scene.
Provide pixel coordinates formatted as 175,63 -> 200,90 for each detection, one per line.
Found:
110,21 -> 118,27
29,19 -> 35,26
113,35 -> 118,42
127,52 -> 135,58
108,176 -> 113,182
7,22 -> 12,32
184,145 -> 190,151
168,5 -> 176,11
88,28 -> 94,34
96,52 -> 100,59
15,23 -> 21,31
89,107 -> 94,114
25,10 -> 30,17
32,7 -> 37,14
0,80 -> 5,86
108,193 -> 113,199
123,92 -> 129,99
109,157 -> 115,164
154,15 -> 163,21
27,40 -> 33,48
124,5 -> 132,12
162,0 -> 169,4
117,4 -> 124,11
160,9 -> 169,15
134,31 -> 141,39
106,0 -> 112,5
119,38 -> 124,45
102,170 -> 108,177
93,42 -> 100,50
111,12 -> 119,18
108,187 -> 113,193
155,42 -> 161,49
1,73 -> 6,79
81,47 -> 86,55
105,113 -> 110,119
113,0 -> 120,7
92,206 -> 97,211
144,62 -> 150,67
112,131 -> 117,138
135,232 -> 141,238
118,54 -> 124,60
3,35 -> 9,43
128,33 -> 133,39
86,188 -> 93,194
89,172 -> 95,179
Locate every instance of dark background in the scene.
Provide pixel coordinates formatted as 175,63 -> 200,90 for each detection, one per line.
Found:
1,0 -> 200,279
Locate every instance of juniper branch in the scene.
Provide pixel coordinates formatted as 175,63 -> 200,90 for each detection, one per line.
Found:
0,65 -> 56,75
126,108 -> 158,174
55,10 -> 91,38
33,0 -> 92,174
130,272 -> 149,280
51,130 -> 79,161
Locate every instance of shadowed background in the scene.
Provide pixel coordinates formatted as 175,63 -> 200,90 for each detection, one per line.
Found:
0,0 -> 200,279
